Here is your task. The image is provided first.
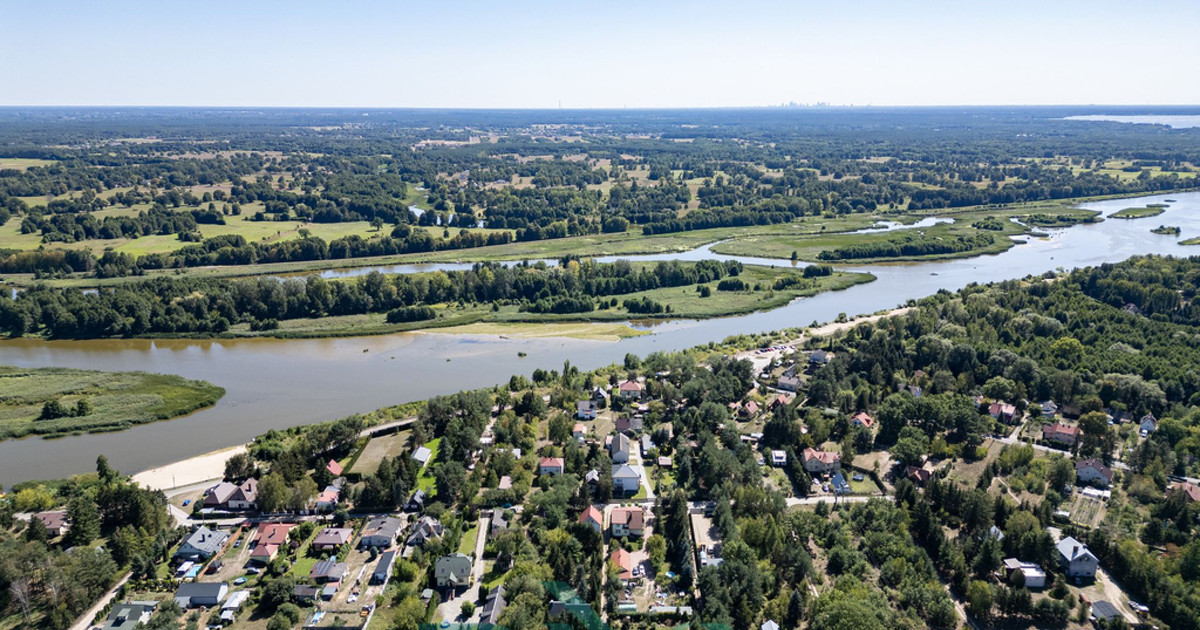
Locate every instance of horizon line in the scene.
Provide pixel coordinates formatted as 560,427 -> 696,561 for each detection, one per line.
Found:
2,103 -> 1200,111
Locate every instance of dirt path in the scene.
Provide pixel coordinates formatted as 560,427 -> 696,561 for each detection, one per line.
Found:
69,571 -> 132,630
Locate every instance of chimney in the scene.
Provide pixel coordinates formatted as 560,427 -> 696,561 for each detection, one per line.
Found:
1073,545 -> 1079,557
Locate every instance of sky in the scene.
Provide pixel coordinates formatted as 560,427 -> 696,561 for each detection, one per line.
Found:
2,0 -> 1198,108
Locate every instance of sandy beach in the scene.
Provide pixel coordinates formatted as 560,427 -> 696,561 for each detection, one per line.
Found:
131,444 -> 248,491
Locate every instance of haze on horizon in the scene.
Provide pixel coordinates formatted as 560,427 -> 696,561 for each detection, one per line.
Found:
2,0 -> 1199,109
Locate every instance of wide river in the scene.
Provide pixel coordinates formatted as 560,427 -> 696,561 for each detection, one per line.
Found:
1,192 -> 1197,484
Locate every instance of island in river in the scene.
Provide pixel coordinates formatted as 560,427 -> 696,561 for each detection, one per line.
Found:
0,365 -> 224,441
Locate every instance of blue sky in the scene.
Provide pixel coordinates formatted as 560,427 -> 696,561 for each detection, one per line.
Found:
2,0 -> 1198,107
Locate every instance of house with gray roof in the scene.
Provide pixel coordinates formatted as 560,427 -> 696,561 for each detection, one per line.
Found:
610,433 -> 631,464
480,585 -> 507,629
613,464 -> 641,495
1057,536 -> 1098,579
373,550 -> 397,584
407,516 -> 445,548
360,516 -> 403,549
101,601 -> 158,630
434,553 -> 473,589
174,526 -> 230,561
174,582 -> 228,608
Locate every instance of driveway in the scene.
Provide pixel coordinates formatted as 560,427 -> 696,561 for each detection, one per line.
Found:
630,443 -> 655,500
69,571 -> 132,630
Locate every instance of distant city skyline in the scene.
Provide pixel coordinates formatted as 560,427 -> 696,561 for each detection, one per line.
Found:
2,0 -> 1198,108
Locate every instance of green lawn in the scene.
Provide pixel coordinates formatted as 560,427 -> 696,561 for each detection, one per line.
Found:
457,523 -> 479,555
415,438 -> 442,493
0,366 -> 225,441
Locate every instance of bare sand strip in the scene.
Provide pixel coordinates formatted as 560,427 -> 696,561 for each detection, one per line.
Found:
131,444 -> 247,491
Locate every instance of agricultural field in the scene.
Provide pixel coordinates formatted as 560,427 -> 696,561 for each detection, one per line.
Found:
0,366 -> 224,440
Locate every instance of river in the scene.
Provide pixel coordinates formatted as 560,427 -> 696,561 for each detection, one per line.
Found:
1,192 -> 1197,484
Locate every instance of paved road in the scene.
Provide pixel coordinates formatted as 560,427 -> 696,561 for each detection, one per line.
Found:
784,494 -> 890,507
69,571 -> 132,630
436,515 -> 490,623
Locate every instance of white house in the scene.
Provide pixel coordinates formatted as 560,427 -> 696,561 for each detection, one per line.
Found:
577,400 -> 597,420
770,450 -> 787,467
434,554 -> 473,589
802,448 -> 841,474
613,464 -> 641,495
610,507 -> 645,538
1075,458 -> 1113,488
1056,536 -> 1098,579
609,433 -> 631,464
1002,558 -> 1046,589
539,457 -> 565,476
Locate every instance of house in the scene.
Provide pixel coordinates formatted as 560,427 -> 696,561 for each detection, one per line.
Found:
809,350 -> 832,365
739,401 -> 761,418
498,475 -> 513,490
479,585 -> 507,629
658,456 -> 673,468
906,385 -> 924,398
850,411 -> 875,429
326,459 -> 344,477
640,434 -> 654,453
227,478 -> 258,509
174,582 -> 228,608
539,457 -> 565,476
988,525 -> 1005,541
988,402 -> 1018,424
250,522 -> 295,564
373,550 -> 397,584
203,482 -> 238,509
573,422 -> 587,439
767,394 -> 790,411
579,505 -> 603,532
1056,536 -> 1099,579
1170,481 -> 1200,503
1140,414 -> 1157,435
412,446 -> 433,466
585,469 -> 600,485
407,516 -> 445,547
610,548 -> 635,582
1001,558 -> 1046,589
1043,423 -> 1081,446
777,375 -> 801,392
1075,459 -> 1114,488
489,509 -> 510,538
1039,400 -> 1059,416
314,485 -> 340,511
312,527 -> 353,551
219,590 -> 250,624
33,511 -> 69,537
613,464 -> 641,495
905,466 -> 932,485
434,553 -> 473,589
610,507 -> 645,537
360,516 -> 403,549
592,386 -> 611,403
175,526 -> 230,561
100,601 -> 158,630
762,621 -> 782,630
770,450 -> 787,467
577,401 -> 597,420
617,380 -> 644,400
310,558 -> 348,583
204,479 -> 258,510
293,585 -> 320,603
610,433 -> 632,463
802,448 -> 841,474
404,489 -> 426,512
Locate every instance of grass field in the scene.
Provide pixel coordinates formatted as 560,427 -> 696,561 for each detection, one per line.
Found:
1111,204 -> 1167,219
0,158 -> 55,171
349,430 -> 412,476
0,366 -> 224,441
415,437 -> 441,493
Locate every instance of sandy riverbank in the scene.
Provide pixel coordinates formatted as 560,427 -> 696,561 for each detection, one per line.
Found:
131,444 -> 248,491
